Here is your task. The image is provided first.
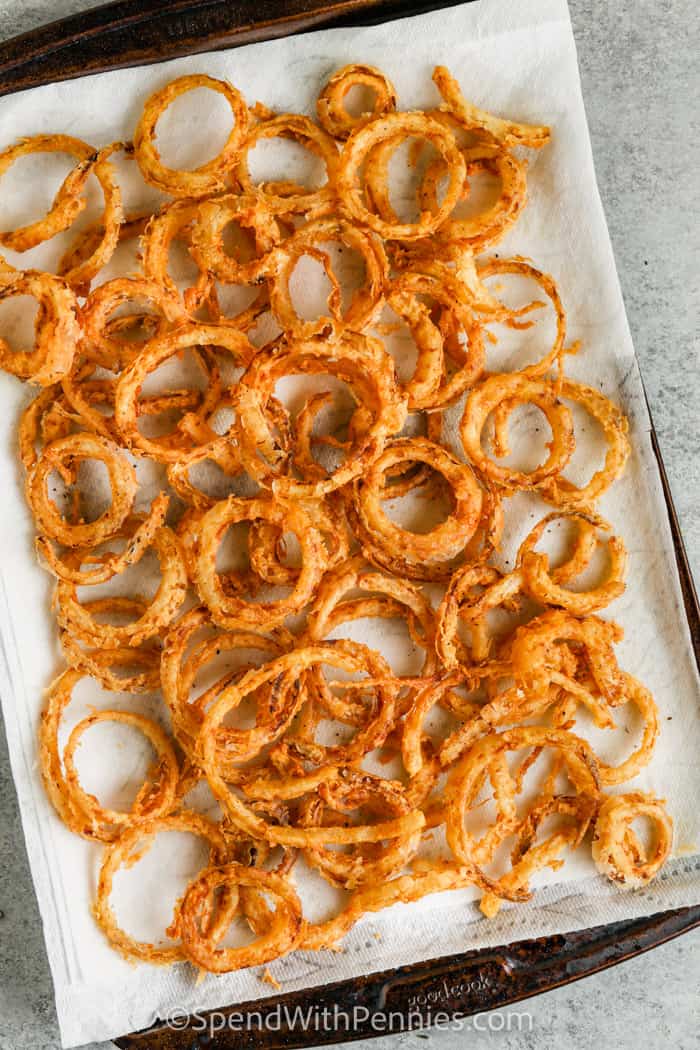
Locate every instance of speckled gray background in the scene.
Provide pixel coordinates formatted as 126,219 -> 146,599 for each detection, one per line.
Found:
0,1 -> 698,1048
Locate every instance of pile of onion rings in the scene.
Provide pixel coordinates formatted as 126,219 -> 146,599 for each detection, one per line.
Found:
0,63 -> 671,977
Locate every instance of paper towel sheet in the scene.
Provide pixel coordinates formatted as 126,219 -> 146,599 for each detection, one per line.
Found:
0,1 -> 698,1045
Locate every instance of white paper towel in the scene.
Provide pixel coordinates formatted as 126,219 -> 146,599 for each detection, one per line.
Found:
0,1 -> 699,1046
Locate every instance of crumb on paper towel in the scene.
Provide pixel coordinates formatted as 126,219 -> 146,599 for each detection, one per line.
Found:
261,967 -> 282,990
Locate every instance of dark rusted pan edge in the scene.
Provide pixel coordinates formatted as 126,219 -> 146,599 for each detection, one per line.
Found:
115,905 -> 700,1049
0,0 -> 469,97
0,2 -> 698,1047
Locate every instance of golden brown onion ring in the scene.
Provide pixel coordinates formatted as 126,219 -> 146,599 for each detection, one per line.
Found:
94,812 -> 231,963
26,432 -> 136,547
337,111 -> 466,241
175,862 -> 303,972
134,74 -> 249,197
193,495 -> 327,630
0,271 -> 80,386
317,64 -> 398,140
592,791 -> 672,887
460,372 -> 575,490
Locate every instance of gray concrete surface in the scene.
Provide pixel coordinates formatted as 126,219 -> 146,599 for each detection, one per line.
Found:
0,1 -> 698,1048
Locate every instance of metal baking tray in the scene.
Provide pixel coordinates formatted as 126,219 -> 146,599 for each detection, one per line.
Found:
1,2 -> 698,1046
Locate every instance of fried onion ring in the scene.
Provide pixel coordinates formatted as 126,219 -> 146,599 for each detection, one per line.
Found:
317,64 -> 398,140
592,792 -> 673,887
134,74 -> 249,197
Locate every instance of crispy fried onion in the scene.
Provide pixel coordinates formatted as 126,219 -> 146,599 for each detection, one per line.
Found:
460,372 -> 576,490
267,217 -> 388,336
40,667 -> 179,841
93,812 -> 231,963
80,277 -> 187,369
337,112 -> 467,241
418,134 -> 529,252
26,432 -> 137,546
299,770 -> 423,888
350,437 -> 485,580
234,114 -> 339,215
0,136 -> 123,290
317,64 -> 398,140
114,322 -> 253,462
134,74 -> 249,197
516,510 -> 627,614
55,524 -> 188,647
37,496 -> 170,585
432,65 -> 551,150
160,604 -> 292,765
173,862 -> 303,972
192,495 -> 327,629
386,267 -> 486,408
232,331 -> 407,498
198,643 -> 424,847
592,791 -> 673,887
0,271 -> 80,385
444,726 -> 599,912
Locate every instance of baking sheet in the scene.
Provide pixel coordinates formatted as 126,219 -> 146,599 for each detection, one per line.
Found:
0,0 -> 699,1045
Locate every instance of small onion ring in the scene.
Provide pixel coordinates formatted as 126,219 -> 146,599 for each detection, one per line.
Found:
517,511 -> 627,615
539,379 -> 631,508
386,267 -> 485,408
0,135 -> 96,252
134,74 -> 249,197
80,277 -> 187,370
39,665 -> 178,841
188,192 -> 280,285
55,525 -> 188,647
316,64 -> 398,140
0,271 -> 80,386
60,631 -> 161,693
234,114 -> 340,215
350,437 -> 484,580
510,609 -> 625,705
592,791 -> 673,887
176,862 -> 303,972
61,710 -> 179,836
36,497 -> 170,585
267,217 -> 388,335
114,322 -> 253,463
460,372 -> 575,490
232,331 -> 407,499
477,256 -> 567,377
444,726 -> 600,871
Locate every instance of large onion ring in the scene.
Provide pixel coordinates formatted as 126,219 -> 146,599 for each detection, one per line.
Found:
0,271 -> 80,386
93,812 -> 231,963
350,437 -> 484,580
337,112 -> 466,241
192,495 -> 327,630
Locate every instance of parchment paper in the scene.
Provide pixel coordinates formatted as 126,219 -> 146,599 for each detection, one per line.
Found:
0,1 -> 698,1045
